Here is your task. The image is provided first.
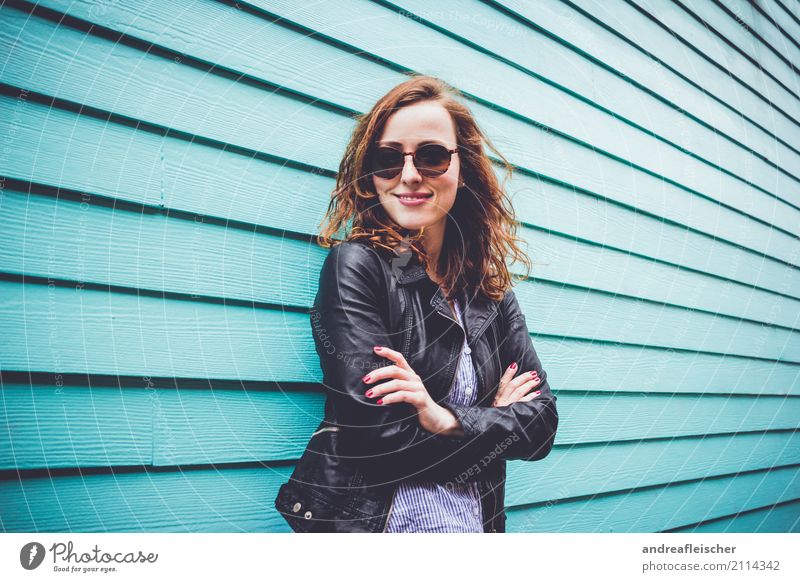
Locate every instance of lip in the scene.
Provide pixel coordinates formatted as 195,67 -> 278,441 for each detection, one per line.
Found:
394,192 -> 433,207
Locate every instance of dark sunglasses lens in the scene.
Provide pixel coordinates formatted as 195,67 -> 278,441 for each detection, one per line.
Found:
371,147 -> 403,178
415,144 -> 451,175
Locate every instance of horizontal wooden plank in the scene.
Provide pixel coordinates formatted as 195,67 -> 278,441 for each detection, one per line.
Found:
0,384 -> 152,468
0,384 -> 317,469
671,499 -> 800,532
2,278 -> 799,391
246,0 -> 800,212
0,281 -> 319,381
32,0 -> 800,210
0,466 -> 294,532
472,99 -> 800,267
393,0 -> 800,196
500,0 -> 800,166
505,465 -> 800,532
2,463 -> 796,532
4,98 -> 799,300
3,187 -> 798,331
525,180 -> 800,303
0,189 -> 325,308
2,266 -> 798,377
630,0 -> 800,120
758,0 -> 800,47
0,93 -> 163,207
4,4 -> 799,251
505,431 -> 800,507
685,0 -> 800,93
2,382 -> 798,470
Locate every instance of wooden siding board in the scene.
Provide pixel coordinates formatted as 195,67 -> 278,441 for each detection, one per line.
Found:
395,0 -> 800,199
0,281 -> 319,380
0,95 -> 163,207
692,0 -> 800,88
4,102 -> 800,300
3,187 -> 799,330
505,431 -> 800,506
0,384 -> 153,469
6,3 -> 799,238
2,0 -> 798,533
631,0 -> 800,116
671,499 -> 800,532
2,271 -> 798,376
0,189 -> 324,307
0,466 -> 294,532
505,465 -> 800,532
500,0 -> 800,167
2,384 -> 798,470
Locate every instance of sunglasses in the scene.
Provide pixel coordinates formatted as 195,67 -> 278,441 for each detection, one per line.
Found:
367,143 -> 459,179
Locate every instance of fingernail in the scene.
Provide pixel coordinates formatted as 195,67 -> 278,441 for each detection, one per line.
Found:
374,346 -> 382,351
535,390 -> 541,395
376,398 -> 384,405
363,375 -> 371,382
530,371 -> 537,376
365,389 -> 374,398
510,362 -> 517,369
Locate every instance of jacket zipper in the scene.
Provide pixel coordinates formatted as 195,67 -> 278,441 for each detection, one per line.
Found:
382,485 -> 398,532
438,296 -> 466,401
488,478 -> 498,532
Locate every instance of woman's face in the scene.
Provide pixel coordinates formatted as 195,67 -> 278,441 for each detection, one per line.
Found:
371,101 -> 461,235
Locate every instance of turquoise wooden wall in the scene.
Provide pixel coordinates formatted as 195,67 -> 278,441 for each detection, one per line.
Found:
1,0 -> 798,533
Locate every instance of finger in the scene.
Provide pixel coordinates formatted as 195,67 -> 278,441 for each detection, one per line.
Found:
377,390 -> 424,407
374,346 -> 413,372
364,379 -> 413,399
497,370 -> 537,405
509,376 -> 541,402
362,365 -> 406,385
518,390 -> 541,402
495,362 -> 519,402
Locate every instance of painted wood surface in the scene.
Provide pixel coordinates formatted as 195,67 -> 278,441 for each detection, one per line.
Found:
0,0 -> 797,532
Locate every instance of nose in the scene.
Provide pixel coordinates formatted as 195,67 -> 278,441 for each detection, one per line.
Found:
400,152 -> 422,184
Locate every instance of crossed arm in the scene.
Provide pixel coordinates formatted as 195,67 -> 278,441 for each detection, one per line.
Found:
310,242 -> 558,480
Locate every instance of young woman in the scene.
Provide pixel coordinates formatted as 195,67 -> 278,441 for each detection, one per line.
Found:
274,74 -> 558,533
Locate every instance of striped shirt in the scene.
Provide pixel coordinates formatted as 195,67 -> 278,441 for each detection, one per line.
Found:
385,297 -> 483,533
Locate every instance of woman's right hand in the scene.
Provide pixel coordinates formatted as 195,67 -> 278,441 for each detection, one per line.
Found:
492,362 -> 542,407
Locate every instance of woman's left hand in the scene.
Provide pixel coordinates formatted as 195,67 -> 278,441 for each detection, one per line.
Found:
362,346 -> 464,437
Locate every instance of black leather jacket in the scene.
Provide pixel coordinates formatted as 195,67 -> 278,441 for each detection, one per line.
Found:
274,240 -> 558,532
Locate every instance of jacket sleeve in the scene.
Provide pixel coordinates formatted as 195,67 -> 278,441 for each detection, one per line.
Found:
310,241 -> 473,480
440,289 -> 558,463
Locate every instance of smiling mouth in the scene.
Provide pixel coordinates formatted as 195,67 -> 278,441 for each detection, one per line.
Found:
394,193 -> 433,201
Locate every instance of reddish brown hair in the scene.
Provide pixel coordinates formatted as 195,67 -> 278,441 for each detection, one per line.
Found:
316,74 -> 532,302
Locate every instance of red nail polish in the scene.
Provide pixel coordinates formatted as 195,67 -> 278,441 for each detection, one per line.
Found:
365,389 -> 373,398
535,390 -> 541,394
376,398 -> 383,405
530,371 -> 537,376
510,362 -> 517,369
374,346 -> 382,351
363,375 -> 371,382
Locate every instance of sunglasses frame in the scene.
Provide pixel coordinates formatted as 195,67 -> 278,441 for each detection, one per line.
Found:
368,143 -> 459,179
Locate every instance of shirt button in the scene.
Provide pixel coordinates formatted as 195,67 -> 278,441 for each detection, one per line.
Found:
292,502 -> 302,513
464,345 -> 471,354
304,511 -> 313,519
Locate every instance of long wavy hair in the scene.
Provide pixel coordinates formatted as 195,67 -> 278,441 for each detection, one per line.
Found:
316,74 -> 532,303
